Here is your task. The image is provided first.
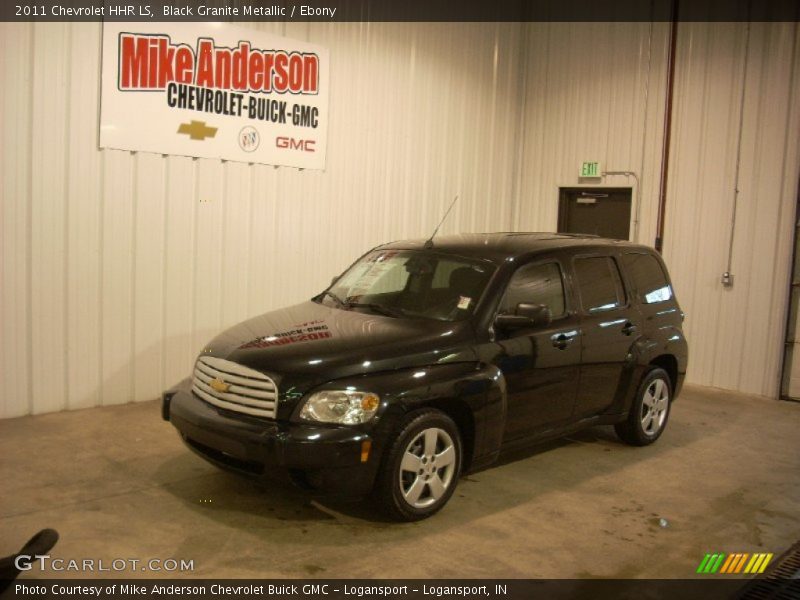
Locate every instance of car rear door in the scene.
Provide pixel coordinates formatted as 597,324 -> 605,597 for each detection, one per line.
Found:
571,252 -> 641,419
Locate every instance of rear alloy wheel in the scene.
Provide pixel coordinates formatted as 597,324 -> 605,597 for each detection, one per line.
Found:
376,410 -> 462,521
615,367 -> 672,446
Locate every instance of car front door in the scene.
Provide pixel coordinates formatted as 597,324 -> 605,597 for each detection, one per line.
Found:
486,259 -> 582,442
571,253 -> 641,418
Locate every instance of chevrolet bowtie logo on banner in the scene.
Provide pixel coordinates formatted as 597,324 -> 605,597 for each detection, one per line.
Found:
696,552 -> 774,575
99,22 -> 329,169
177,120 -> 218,141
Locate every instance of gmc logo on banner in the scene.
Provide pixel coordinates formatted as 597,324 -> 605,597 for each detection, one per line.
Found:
276,137 -> 316,152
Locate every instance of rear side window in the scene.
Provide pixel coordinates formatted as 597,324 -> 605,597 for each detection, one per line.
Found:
499,262 -> 566,317
574,256 -> 626,313
622,252 -> 673,304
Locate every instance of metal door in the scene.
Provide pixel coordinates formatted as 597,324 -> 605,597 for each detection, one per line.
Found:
558,188 -> 633,241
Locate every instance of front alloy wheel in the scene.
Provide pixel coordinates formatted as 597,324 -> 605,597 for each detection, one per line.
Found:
376,410 -> 462,521
399,428 -> 457,509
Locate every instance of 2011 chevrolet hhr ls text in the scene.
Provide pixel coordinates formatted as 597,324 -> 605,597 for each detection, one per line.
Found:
163,233 -> 688,520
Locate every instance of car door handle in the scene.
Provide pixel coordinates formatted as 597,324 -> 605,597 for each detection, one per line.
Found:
621,321 -> 638,336
551,333 -> 575,350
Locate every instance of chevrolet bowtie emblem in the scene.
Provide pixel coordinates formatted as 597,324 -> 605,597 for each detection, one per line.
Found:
177,120 -> 218,141
210,377 -> 230,393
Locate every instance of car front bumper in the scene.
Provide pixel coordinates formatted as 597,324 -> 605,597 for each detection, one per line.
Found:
163,386 -> 383,496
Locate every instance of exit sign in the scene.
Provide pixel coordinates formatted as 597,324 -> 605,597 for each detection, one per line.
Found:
580,161 -> 602,177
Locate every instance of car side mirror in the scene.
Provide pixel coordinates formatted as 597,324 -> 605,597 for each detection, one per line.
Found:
494,303 -> 552,330
517,303 -> 552,326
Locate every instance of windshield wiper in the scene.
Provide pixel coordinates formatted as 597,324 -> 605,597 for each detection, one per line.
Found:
320,291 -> 405,318
319,290 -> 346,306
345,302 -> 406,318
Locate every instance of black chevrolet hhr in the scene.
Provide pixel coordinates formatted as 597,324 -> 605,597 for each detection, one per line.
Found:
163,233 -> 688,521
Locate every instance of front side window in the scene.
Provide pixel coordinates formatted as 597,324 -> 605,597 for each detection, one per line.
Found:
622,252 -> 673,304
574,256 -> 626,313
499,262 -> 566,317
321,250 -> 494,322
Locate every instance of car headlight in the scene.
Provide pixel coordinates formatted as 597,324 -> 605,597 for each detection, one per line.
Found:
299,390 -> 381,425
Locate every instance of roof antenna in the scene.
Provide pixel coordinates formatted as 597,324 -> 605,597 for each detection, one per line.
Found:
424,194 -> 459,249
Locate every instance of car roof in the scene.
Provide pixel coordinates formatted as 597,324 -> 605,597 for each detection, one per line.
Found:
376,232 -> 653,265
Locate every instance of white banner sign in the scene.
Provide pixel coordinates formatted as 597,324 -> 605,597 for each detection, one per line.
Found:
100,22 -> 329,169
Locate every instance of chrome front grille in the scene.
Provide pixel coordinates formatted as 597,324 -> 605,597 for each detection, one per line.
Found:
192,356 -> 278,419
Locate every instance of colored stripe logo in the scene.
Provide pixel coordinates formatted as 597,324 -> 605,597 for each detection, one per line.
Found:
696,552 -> 773,574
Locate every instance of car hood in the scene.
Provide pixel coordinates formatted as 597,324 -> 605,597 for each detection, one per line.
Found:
201,300 -> 478,393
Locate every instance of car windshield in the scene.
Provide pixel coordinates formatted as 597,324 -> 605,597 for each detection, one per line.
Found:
318,250 -> 495,322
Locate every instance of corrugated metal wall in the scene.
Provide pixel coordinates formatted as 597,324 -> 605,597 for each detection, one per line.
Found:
665,22 -> 800,397
0,22 -> 525,417
2,20 -> 799,417
515,22 -> 671,243
517,21 -> 800,398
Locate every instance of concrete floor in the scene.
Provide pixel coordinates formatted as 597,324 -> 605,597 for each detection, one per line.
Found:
1,384 -> 798,579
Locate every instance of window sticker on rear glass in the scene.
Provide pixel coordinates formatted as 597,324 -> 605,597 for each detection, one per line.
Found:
457,296 -> 472,310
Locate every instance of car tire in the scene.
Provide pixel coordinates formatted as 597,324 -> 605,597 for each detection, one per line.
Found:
375,409 -> 462,521
615,367 -> 672,446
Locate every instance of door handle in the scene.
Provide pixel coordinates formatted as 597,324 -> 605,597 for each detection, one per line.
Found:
621,321 -> 638,336
551,333 -> 574,350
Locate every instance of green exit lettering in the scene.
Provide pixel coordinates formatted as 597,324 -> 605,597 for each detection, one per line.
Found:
581,161 -> 601,177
